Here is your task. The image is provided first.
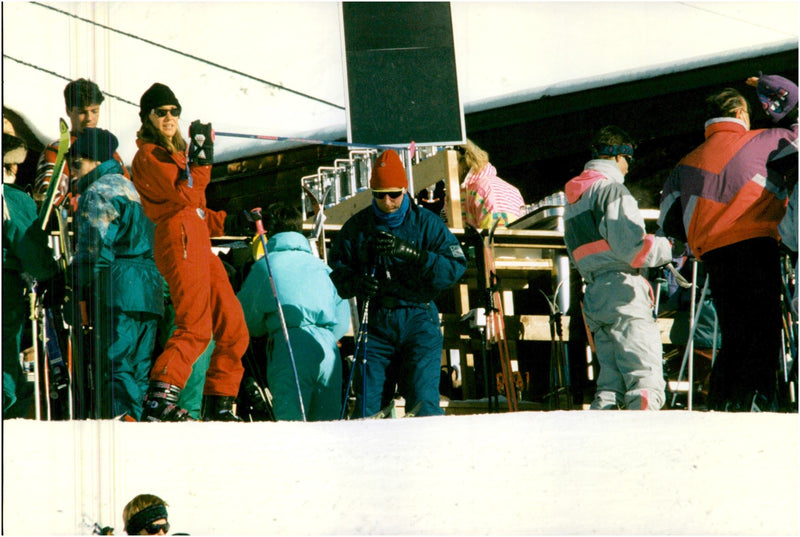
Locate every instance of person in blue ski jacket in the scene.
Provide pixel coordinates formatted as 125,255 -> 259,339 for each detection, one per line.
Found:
238,203 -> 350,421
69,128 -> 164,419
329,149 -> 467,417
3,132 -> 61,418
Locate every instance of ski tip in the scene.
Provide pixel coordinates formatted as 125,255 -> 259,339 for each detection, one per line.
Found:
409,141 -> 416,159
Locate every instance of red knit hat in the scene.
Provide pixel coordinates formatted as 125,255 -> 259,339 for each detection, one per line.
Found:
370,149 -> 407,191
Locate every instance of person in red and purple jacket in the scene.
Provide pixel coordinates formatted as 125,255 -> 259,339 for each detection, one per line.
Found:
564,126 -> 673,410
659,86 -> 796,412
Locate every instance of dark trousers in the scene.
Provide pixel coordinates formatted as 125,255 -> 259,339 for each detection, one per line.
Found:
356,303 -> 444,417
702,238 -> 783,408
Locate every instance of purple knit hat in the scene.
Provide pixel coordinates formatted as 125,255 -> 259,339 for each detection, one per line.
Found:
756,72 -> 798,123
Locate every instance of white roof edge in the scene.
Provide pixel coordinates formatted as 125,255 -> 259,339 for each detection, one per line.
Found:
464,40 -> 799,114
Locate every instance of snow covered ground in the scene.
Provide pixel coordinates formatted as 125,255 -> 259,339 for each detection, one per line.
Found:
2,411 -> 798,536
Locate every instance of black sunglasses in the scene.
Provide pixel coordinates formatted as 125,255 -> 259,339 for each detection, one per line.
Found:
620,154 -> 634,165
152,107 -> 181,118
372,190 -> 404,199
144,521 -> 170,534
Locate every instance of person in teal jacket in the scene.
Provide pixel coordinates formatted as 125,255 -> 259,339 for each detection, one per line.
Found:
3,132 -> 61,418
237,203 -> 350,421
70,128 -> 164,419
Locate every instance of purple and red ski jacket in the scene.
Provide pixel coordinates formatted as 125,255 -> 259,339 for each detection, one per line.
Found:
659,118 -> 794,259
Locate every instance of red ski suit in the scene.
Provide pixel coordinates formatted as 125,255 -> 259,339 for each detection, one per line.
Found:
131,139 -> 247,396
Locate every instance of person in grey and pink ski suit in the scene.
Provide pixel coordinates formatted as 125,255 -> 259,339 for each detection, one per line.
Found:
563,126 -> 673,410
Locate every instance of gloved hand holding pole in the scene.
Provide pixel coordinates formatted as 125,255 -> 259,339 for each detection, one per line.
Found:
374,230 -> 428,264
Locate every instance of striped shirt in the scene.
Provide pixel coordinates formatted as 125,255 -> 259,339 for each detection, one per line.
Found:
460,163 -> 524,229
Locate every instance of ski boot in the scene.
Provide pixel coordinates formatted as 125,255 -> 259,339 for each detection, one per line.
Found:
201,395 -> 242,422
140,381 -> 195,422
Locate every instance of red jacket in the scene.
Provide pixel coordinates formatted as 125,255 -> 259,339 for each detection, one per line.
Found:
659,119 -> 794,259
131,139 -> 225,236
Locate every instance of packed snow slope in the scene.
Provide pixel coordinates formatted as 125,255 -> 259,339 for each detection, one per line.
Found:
1,411 -> 798,536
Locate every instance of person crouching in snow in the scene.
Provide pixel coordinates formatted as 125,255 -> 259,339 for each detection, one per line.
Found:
237,203 -> 351,421
563,126 -> 673,410
131,82 -> 248,421
69,127 -> 164,420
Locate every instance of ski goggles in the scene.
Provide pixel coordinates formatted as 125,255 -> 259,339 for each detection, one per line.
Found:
142,521 -> 170,535
372,190 -> 404,199
151,107 -> 181,118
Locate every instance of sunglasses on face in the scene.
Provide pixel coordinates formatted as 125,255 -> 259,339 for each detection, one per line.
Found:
372,190 -> 404,199
144,521 -> 170,534
152,107 -> 181,118
620,154 -> 634,165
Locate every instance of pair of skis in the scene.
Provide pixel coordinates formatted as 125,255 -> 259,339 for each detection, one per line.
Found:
29,119 -> 73,420
464,222 -> 519,412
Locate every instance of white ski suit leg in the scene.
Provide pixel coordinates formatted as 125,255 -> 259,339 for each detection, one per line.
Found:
583,272 -> 666,410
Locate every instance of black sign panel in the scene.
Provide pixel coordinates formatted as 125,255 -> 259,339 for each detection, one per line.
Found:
342,2 -> 465,146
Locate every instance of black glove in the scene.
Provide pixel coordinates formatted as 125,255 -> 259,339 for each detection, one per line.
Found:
374,230 -> 428,264
188,120 -> 214,165
338,272 -> 379,300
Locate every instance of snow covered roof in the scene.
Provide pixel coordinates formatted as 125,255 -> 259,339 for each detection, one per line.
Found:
3,1 -> 798,164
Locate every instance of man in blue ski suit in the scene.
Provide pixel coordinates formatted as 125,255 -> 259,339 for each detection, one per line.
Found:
70,128 -> 164,419
238,203 -> 351,421
564,126 -> 673,410
329,149 -> 467,417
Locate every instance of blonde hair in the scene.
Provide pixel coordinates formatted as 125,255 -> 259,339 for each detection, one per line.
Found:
705,88 -> 750,119
136,119 -> 186,154
457,139 -> 489,180
122,494 -> 168,526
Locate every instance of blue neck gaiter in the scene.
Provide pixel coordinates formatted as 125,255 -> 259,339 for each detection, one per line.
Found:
372,194 -> 409,229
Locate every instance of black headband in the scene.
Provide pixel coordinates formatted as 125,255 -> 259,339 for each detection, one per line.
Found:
591,143 -> 634,160
125,504 -> 168,535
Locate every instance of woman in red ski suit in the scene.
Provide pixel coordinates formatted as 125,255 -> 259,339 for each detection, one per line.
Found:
131,83 -> 247,421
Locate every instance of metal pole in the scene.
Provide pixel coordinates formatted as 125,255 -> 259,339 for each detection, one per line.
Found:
29,288 -> 41,420
250,209 -> 307,422
688,259 -> 697,411
671,270 -> 710,409
341,298 -> 370,419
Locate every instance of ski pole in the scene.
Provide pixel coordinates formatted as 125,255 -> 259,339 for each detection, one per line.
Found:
247,208 -> 307,422
216,131 -> 414,153
341,294 -> 371,419
671,270 -> 710,409
29,286 -> 42,420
